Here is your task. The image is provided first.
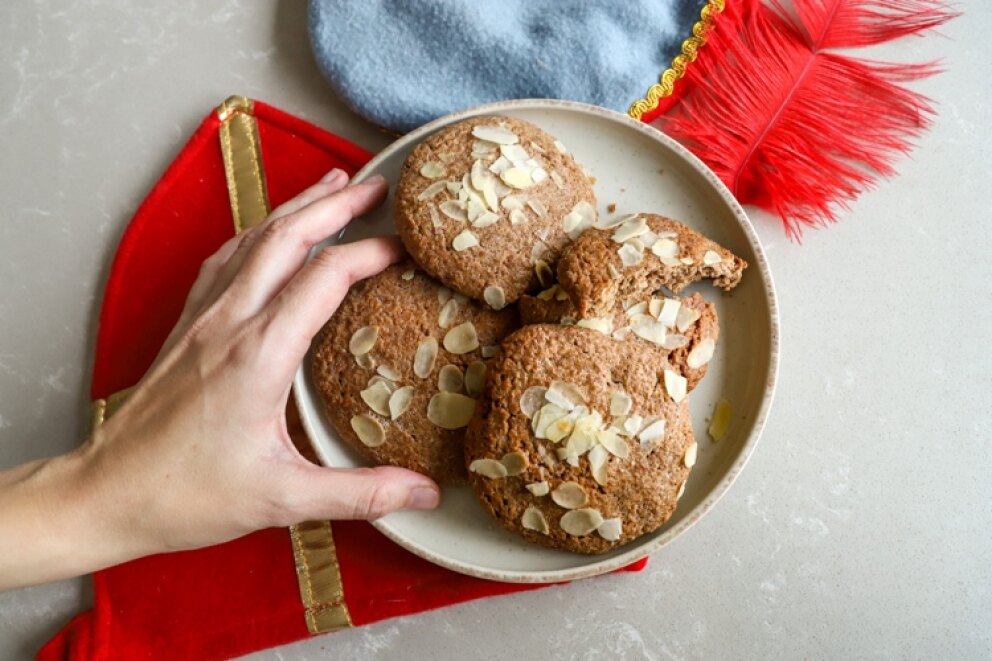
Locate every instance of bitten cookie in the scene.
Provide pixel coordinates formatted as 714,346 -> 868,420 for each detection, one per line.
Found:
394,116 -> 596,307
311,262 -> 518,484
556,213 -> 748,318
519,289 -> 719,393
464,324 -> 697,554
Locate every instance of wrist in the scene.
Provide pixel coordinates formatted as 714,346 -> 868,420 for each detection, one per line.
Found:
0,436 -> 151,590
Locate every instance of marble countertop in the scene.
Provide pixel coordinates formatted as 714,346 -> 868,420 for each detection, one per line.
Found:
1,2 -> 989,659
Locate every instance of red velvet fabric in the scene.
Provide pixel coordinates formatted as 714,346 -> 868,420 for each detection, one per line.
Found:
39,100 -> 645,660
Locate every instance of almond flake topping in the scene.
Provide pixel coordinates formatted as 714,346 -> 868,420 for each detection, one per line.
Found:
483,285 -> 506,310
451,229 -> 479,251
348,326 -> 378,356
521,506 -> 550,534
664,370 -> 688,403
560,508 -> 604,536
443,321 -> 479,354
427,392 -> 476,429
388,386 -> 414,420
687,338 -> 716,369
350,414 -> 386,447
526,481 -> 550,496
469,458 -> 508,478
413,337 -> 438,378
471,125 -> 519,145
419,161 -> 445,178
703,250 -> 722,265
438,364 -> 464,393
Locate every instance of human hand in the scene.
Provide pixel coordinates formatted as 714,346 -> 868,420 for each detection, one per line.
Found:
0,169 -> 440,589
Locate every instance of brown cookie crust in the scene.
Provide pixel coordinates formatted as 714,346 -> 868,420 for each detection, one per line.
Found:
557,214 -> 747,318
519,291 -> 719,392
311,262 -> 518,484
464,324 -> 694,554
394,116 -> 595,305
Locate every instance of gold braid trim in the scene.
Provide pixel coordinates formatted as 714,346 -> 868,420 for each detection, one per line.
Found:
628,0 -> 726,121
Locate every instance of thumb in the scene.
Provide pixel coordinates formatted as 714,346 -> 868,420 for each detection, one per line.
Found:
292,465 -> 440,521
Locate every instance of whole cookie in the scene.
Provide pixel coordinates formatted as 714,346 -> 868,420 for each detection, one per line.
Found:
519,289 -> 719,393
556,213 -> 748,318
394,116 -> 596,307
311,262 -> 518,484
464,324 -> 696,554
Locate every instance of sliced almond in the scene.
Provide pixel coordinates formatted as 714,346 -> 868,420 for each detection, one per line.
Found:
483,285 -> 506,310
417,180 -> 447,200
626,301 -> 648,318
469,458 -> 509,478
451,229 -> 479,251
545,381 -> 585,410
481,344 -> 500,358
651,238 -> 679,259
675,306 -> 702,333
597,518 -> 622,542
521,506 -> 550,534
348,326 -> 379,356
500,167 -> 533,189
439,200 -> 468,222
359,381 -> 393,416
664,370 -> 688,403
443,321 -> 479,354
519,386 -> 548,418
350,414 -> 386,447
618,243 -> 643,267
662,334 -> 689,350
526,200 -> 548,217
438,364 -> 464,393
437,286 -> 453,305
607,263 -> 621,279
501,195 -> 525,211
551,482 -> 588,509
509,208 -> 528,225
419,161 -> 445,178
588,444 -> 609,486
708,398 -> 732,442
610,391 -> 633,417
471,139 -> 496,154
388,386 -> 414,420
550,169 -> 564,188
367,375 -> 396,392
631,319 -> 667,345
526,481 -> 550,497
531,168 -> 548,183
376,364 -> 401,382
576,317 -> 612,334
638,418 -> 667,444
413,337 -> 438,378
471,125 -> 518,145
544,414 -> 575,443
464,361 -> 486,397
684,442 -> 698,468
676,481 -> 687,500
560,508 -> 604,536
703,250 -> 722,265
401,269 -> 416,280
426,392 -> 476,429
611,217 -> 648,243
438,298 -> 459,328
473,211 -> 499,228
499,143 -> 529,163
621,414 -> 644,437
598,429 -> 630,459
659,298 -> 681,327
355,352 -> 375,370
687,338 -> 716,369
534,403 -> 568,439
501,451 -> 528,476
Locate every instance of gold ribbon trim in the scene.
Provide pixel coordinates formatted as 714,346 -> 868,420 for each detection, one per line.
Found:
88,95 -> 350,636
218,95 -> 271,232
628,0 -> 725,121
291,520 -> 353,632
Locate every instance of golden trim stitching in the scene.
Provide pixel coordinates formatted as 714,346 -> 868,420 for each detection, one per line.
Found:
628,0 -> 725,121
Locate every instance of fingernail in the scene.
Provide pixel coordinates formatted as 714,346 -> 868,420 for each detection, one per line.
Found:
405,486 -> 440,510
358,173 -> 387,188
320,168 -> 346,183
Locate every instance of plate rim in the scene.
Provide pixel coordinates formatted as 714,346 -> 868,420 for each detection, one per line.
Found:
292,98 -> 779,584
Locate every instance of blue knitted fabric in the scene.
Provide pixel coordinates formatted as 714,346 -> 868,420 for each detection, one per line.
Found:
308,0 -> 705,132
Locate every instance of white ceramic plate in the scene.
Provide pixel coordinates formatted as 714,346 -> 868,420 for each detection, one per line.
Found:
293,99 -> 778,583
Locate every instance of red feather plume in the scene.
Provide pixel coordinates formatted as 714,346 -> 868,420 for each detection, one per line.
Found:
653,0 -> 957,237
